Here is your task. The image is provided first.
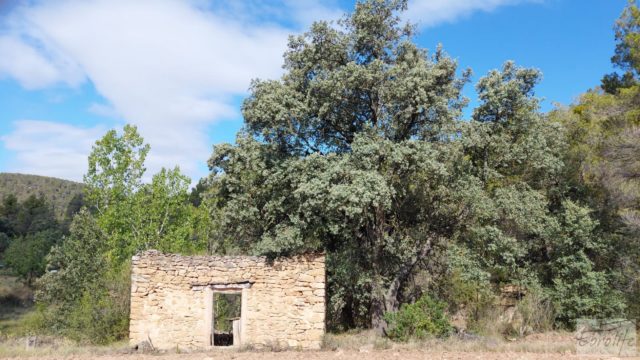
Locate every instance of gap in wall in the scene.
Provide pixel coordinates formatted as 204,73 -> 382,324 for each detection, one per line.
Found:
213,292 -> 241,346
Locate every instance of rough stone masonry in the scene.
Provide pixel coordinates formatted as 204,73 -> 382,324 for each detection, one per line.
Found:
129,250 -> 325,350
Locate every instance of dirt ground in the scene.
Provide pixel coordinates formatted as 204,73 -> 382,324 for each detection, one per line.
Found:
2,349 -> 637,360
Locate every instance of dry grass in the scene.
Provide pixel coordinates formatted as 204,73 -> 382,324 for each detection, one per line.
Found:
323,329 -> 576,354
0,275 -> 31,303
323,330 -> 393,351
0,274 -> 36,338
0,331 -> 576,358
0,338 -> 131,358
0,331 -> 636,359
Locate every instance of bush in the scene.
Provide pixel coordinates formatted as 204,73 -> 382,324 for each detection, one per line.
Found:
437,245 -> 496,334
551,259 -> 626,328
515,287 -> 554,335
65,287 -> 129,344
384,294 -> 452,341
36,265 -> 130,344
548,201 -> 627,327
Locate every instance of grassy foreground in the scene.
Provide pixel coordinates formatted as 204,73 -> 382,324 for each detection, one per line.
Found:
0,330 -> 584,358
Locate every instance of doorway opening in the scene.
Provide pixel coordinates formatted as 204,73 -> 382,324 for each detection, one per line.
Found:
212,292 -> 241,346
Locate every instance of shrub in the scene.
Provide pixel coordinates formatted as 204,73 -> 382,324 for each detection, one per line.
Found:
548,201 -> 627,327
437,245 -> 496,334
384,294 -> 452,341
65,287 -> 128,344
551,260 -> 626,328
515,286 -> 554,335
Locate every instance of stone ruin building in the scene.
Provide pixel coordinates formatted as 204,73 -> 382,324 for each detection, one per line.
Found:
129,250 -> 326,350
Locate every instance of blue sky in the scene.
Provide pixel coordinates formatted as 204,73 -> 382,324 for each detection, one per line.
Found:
0,0 -> 627,183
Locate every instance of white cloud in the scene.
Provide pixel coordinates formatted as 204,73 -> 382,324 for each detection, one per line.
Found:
282,0 -> 345,28
88,102 -> 120,119
407,0 -> 540,27
200,0 -> 343,29
1,120 -> 106,181
0,0 -> 538,182
1,0 -> 298,182
0,35 -> 84,89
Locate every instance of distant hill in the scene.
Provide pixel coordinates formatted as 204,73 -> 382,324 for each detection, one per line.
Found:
0,173 -> 84,221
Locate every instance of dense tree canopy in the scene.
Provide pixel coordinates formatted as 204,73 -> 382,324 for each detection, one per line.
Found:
206,0 -> 629,331
0,194 -> 62,284
549,4 -> 640,321
209,0 -> 477,330
243,0 -> 468,155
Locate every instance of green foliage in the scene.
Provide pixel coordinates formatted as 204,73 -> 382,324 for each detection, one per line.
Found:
36,209 -> 107,314
0,194 -> 62,285
244,0 -> 468,153
210,132 -> 479,329
36,209 -> 129,342
4,230 -> 60,285
34,125 -> 212,344
128,167 -> 210,255
547,202 -> 626,326
207,0 -> 638,332
84,124 -> 149,210
459,62 -> 564,287
64,272 -> 130,344
214,293 -> 241,333
209,0 -> 477,329
84,124 -> 149,264
551,264 -> 625,327
84,125 -> 208,265
384,294 -> 452,341
551,13 -> 640,320
5,194 -> 59,237
439,245 -> 494,319
450,60 -> 632,328
189,178 -> 209,207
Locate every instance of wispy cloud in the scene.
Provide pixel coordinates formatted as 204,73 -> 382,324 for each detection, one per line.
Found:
0,35 -> 84,89
0,0 -> 538,182
0,0 -> 304,181
202,0 -> 344,29
87,102 -> 120,119
1,120 -> 106,181
407,0 -> 541,28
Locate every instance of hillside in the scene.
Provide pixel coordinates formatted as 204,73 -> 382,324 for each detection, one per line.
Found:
0,173 -> 83,221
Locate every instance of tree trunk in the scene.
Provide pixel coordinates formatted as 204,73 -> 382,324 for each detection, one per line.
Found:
370,237 -> 434,333
370,285 -> 386,333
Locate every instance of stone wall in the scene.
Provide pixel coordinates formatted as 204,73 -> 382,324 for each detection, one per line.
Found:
129,250 -> 325,350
